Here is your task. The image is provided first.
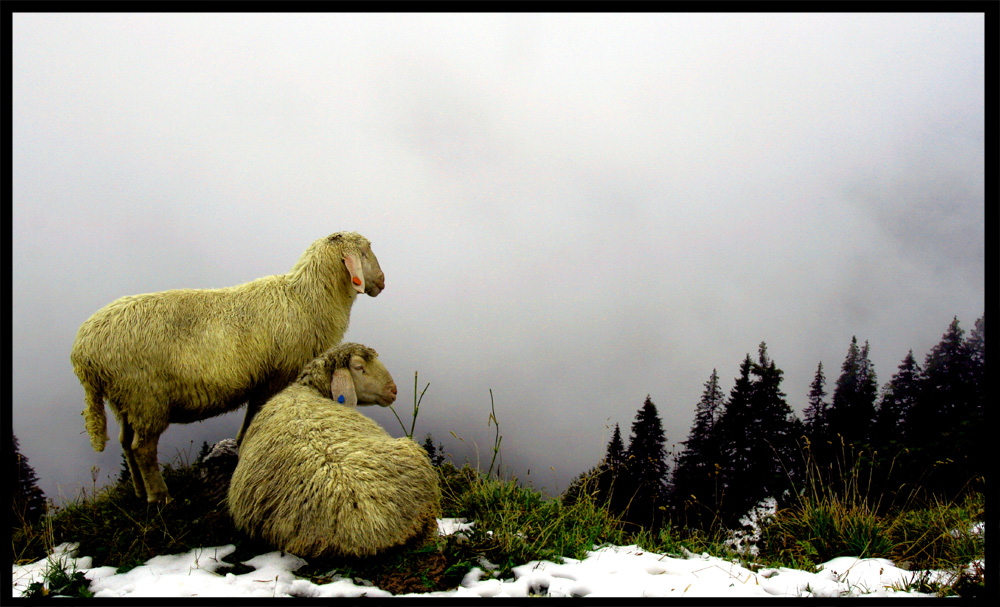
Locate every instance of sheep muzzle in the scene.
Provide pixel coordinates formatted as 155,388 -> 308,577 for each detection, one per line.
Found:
366,274 -> 385,296
380,385 -> 397,406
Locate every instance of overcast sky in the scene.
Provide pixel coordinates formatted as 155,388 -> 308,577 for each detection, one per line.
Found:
11,12 -> 985,504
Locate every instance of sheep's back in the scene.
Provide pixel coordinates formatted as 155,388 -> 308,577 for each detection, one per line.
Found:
229,385 -> 441,558
71,279 -> 339,421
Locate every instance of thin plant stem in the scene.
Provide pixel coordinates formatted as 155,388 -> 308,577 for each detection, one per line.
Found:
486,389 -> 503,478
389,371 -> 429,439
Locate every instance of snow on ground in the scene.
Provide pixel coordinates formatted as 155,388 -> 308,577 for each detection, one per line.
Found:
12,518 -> 973,599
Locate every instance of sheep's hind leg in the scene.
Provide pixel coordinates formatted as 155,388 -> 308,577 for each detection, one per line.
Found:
134,431 -> 171,504
236,398 -> 263,446
119,417 -> 146,500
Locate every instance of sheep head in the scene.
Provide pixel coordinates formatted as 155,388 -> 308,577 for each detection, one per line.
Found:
298,343 -> 398,408
332,232 -> 385,297
331,352 -> 398,408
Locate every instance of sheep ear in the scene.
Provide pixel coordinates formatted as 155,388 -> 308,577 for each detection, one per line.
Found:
342,252 -> 365,294
331,367 -> 357,408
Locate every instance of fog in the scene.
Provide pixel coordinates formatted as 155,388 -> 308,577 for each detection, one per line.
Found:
10,12 -> 985,503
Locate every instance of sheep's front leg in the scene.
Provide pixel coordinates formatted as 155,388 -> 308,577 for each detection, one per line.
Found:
119,417 -> 146,500
133,432 -> 171,504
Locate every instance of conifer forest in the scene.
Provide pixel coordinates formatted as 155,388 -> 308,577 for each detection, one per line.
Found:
565,314 -> 985,534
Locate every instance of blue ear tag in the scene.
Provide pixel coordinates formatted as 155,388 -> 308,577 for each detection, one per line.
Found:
338,395 -> 345,404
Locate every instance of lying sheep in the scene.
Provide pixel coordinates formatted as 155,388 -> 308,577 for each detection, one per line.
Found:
228,343 -> 442,559
71,232 -> 384,503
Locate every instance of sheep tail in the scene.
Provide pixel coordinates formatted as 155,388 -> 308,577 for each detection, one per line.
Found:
81,384 -> 109,452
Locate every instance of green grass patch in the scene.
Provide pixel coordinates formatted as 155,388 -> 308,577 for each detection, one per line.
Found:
12,452 -> 272,574
752,443 -> 985,596
442,463 -> 627,575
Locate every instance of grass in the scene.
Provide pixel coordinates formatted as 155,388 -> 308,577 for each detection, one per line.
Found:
439,464 -> 626,572
20,556 -> 94,599
759,491 -> 985,596
12,392 -> 985,598
13,452 -> 272,574
753,439 -> 985,596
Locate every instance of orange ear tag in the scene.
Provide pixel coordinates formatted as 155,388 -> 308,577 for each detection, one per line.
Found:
352,277 -> 362,286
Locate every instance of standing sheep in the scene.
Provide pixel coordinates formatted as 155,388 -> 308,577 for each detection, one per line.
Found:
70,232 -> 384,503
228,343 -> 442,559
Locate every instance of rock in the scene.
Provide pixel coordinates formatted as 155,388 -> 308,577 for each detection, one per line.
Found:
198,439 -> 239,503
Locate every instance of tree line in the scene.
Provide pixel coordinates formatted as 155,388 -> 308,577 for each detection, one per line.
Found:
564,314 -> 985,533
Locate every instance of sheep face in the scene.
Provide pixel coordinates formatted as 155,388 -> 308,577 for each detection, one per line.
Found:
337,235 -> 385,297
331,353 -> 398,408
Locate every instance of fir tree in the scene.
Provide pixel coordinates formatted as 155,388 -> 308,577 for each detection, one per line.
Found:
858,340 -> 879,420
906,317 -> 981,495
803,362 -> 828,439
604,423 -> 626,471
826,336 -> 859,443
967,316 -> 985,418
623,395 -> 669,528
12,434 -> 47,527
826,336 -> 877,446
564,422 -> 635,512
965,316 -> 985,433
421,434 -> 446,467
672,369 -> 726,527
195,440 -> 213,464
626,396 -> 669,495
747,343 -> 799,505
563,423 -> 629,510
715,344 -> 799,525
595,423 -> 628,512
873,350 -> 922,449
964,315 -> 986,491
908,318 -> 970,441
714,354 -> 756,524
561,465 -> 603,507
117,452 -> 132,485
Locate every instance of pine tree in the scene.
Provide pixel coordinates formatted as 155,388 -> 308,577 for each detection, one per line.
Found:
747,343 -> 800,505
623,395 -> 669,528
967,316 -> 985,420
827,336 -> 877,447
858,340 -> 879,420
964,315 -> 986,492
421,434 -> 446,467
604,423 -> 627,471
117,452 -> 132,485
873,350 -> 922,448
715,344 -> 799,525
561,465 -> 603,507
12,434 -> 47,527
826,336 -> 859,443
803,362 -> 828,439
626,396 -> 669,494
965,316 -> 985,436
906,317 -> 981,495
714,354 -> 756,524
908,318 -> 970,442
596,423 -> 629,513
672,369 -> 726,527
563,423 -> 629,510
195,440 -> 213,464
